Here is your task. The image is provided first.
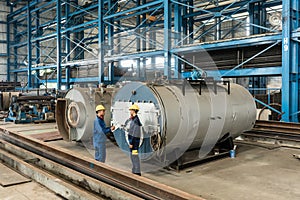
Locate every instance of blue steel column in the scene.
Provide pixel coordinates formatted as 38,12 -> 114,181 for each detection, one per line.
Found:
136,0 -> 141,79
249,2 -> 266,35
188,0 -> 193,44
182,3 -> 188,45
65,0 -> 70,89
13,22 -> 17,82
56,0 -> 62,89
108,0 -> 114,83
98,0 -> 105,84
142,0 -> 147,80
35,8 -> 40,88
164,0 -> 171,78
27,2 -> 32,88
282,0 -> 299,122
174,0 -> 182,79
6,15 -> 10,82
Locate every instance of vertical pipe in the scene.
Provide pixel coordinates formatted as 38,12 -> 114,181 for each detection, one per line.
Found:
164,0 -> 171,78
215,17 -> 221,40
27,2 -> 32,88
98,0 -> 105,83
56,0 -> 62,90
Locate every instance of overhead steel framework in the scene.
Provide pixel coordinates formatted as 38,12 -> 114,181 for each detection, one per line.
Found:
5,0 -> 300,122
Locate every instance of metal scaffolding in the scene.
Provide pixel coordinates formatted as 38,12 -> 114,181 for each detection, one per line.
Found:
5,0 -> 300,122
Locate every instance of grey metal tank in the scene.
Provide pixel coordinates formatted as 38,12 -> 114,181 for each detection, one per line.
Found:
56,86 -> 115,142
111,81 -> 256,163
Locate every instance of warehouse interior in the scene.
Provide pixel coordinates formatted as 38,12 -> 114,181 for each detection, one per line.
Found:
0,0 -> 300,200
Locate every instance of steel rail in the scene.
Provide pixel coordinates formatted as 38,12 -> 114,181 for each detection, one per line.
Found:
0,139 -> 141,200
0,128 -> 203,200
243,120 -> 300,143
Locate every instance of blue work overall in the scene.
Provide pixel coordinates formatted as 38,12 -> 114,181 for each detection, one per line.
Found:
93,116 -> 111,162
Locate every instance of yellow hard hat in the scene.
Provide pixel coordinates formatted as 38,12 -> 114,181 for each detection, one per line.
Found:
129,104 -> 139,111
96,105 -> 105,111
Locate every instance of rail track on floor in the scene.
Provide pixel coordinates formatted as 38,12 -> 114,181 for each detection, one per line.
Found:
242,120 -> 300,147
0,127 -> 203,200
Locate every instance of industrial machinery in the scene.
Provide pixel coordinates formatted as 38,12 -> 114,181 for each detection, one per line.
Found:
5,94 -> 56,124
111,80 -> 256,167
56,80 -> 256,167
56,86 -> 115,142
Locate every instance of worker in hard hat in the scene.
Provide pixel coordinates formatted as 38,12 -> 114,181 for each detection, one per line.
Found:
93,105 -> 115,162
126,104 -> 142,176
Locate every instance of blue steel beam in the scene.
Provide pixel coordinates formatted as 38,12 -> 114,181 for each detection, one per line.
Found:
111,6 -> 162,22
8,1 -> 39,18
164,0 -> 171,78
65,0 -> 70,89
281,0 -> 299,122
6,15 -> 11,81
254,98 -> 282,115
136,0 -> 141,79
103,0 -> 163,20
104,50 -> 165,62
221,41 -> 280,77
174,0 -> 182,78
14,3 -> 98,38
35,8 -> 40,88
61,20 -> 98,33
188,0 -> 194,44
98,0 -> 105,84
171,33 -> 281,53
14,21 -> 19,83
62,1 -> 99,18
56,0 -> 62,90
184,0 -> 282,19
206,66 -> 282,77
27,2 -> 32,88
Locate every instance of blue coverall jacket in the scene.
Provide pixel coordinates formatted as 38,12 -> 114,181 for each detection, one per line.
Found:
93,116 -> 111,162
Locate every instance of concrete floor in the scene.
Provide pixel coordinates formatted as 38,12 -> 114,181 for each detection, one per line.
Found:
1,123 -> 300,200
0,177 -> 62,200
50,139 -> 300,200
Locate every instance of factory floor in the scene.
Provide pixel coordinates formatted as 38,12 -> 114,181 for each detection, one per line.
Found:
0,178 -> 62,200
1,123 -> 300,200
52,140 -> 300,200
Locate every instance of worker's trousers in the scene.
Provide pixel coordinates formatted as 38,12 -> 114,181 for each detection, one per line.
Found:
95,142 -> 106,163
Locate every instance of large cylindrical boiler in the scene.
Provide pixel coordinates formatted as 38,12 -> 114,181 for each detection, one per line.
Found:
112,81 -> 256,163
56,86 -> 114,141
